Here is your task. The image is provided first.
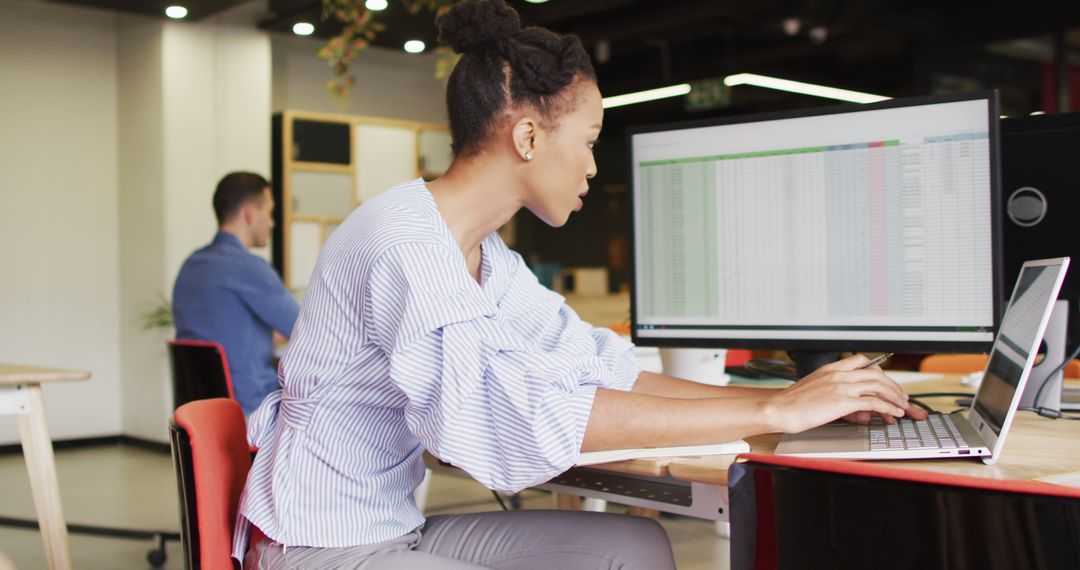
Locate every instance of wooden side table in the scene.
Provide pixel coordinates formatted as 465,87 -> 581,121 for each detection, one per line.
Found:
0,364 -> 89,570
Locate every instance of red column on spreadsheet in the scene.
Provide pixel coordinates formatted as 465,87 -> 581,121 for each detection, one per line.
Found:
868,140 -> 888,316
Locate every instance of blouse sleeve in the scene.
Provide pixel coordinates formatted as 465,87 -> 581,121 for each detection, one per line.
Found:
366,243 -> 610,493
534,301 -> 641,393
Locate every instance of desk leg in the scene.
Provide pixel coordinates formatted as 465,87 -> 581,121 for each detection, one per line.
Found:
553,492 -> 583,510
626,507 -> 661,520
16,384 -> 72,570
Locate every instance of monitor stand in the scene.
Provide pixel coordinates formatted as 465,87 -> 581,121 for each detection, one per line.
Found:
788,351 -> 841,380
1020,299 -> 1070,411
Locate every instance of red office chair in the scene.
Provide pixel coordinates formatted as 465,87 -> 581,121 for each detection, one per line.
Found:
727,349 -> 752,367
168,340 -> 235,409
919,353 -> 990,374
922,353 -> 1080,378
728,453 -> 1080,570
170,398 -> 253,570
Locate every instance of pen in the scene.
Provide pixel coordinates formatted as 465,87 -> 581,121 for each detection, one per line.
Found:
860,353 -> 893,369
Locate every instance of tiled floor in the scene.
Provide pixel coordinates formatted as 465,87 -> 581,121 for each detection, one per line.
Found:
0,444 -> 728,569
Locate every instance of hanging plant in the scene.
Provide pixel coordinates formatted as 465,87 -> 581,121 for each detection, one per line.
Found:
318,0 -> 459,104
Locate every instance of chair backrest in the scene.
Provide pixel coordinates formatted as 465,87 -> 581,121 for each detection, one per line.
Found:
921,353 -> 1080,378
728,453 -> 1080,570
170,398 -> 252,570
918,353 -> 989,374
168,340 -> 235,408
726,349 -> 752,367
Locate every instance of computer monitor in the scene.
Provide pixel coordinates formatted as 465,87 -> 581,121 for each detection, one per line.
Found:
1001,111 -> 1080,348
628,92 -> 1003,374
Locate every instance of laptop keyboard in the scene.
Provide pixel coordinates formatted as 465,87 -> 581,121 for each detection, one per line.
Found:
868,413 -> 970,451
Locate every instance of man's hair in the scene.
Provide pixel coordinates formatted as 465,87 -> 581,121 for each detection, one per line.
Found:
213,172 -> 270,225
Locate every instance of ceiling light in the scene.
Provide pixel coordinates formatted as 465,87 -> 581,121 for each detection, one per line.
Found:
292,22 -> 315,36
1030,110 -> 1045,115
594,39 -> 611,65
723,73 -> 889,104
524,0 -> 550,3
782,17 -> 801,37
365,0 -> 389,10
602,84 -> 692,109
808,25 -> 828,45
165,5 -> 188,19
404,40 -> 426,54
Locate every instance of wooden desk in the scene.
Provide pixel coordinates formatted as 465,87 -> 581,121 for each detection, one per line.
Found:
549,375 -> 1080,522
0,364 -> 90,570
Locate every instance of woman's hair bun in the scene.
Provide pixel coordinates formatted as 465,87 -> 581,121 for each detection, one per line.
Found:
437,0 -> 521,54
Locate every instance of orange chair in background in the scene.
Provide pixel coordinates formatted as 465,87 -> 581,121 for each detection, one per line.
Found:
920,353 -> 1080,378
726,349 -> 752,367
169,398 -> 253,570
918,353 -> 989,374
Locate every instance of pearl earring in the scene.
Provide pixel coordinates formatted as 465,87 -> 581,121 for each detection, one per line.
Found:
524,150 -> 533,161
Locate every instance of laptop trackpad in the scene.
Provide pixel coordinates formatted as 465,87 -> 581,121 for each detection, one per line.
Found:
777,424 -> 869,453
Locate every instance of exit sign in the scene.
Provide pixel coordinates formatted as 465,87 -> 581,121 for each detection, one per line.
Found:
685,78 -> 730,111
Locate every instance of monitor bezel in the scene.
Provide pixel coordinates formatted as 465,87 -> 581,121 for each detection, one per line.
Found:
626,90 -> 1004,353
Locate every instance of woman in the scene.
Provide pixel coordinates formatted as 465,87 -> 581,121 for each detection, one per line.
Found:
235,1 -> 925,568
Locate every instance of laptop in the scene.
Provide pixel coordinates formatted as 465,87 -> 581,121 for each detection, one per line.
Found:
775,257 -> 1070,465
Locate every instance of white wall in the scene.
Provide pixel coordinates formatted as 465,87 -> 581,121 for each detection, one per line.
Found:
118,3 -> 273,442
161,18 -> 271,284
272,34 -> 448,124
0,0 -> 440,445
117,14 -> 169,443
0,0 -> 122,443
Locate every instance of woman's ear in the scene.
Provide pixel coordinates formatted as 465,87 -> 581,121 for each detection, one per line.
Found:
512,116 -> 537,162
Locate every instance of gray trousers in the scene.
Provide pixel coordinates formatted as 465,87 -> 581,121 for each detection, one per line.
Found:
245,510 -> 676,569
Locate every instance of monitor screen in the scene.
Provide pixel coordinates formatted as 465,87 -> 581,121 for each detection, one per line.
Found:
974,262 -> 1061,435
629,92 -> 1002,352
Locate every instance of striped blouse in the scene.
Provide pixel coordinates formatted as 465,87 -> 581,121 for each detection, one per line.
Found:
231,179 -> 641,556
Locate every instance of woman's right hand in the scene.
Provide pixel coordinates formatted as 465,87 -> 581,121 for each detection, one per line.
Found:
763,354 -> 921,434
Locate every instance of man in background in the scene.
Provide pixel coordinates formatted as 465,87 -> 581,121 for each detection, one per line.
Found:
173,172 -> 299,416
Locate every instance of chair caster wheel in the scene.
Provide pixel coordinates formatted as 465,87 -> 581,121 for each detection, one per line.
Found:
147,534 -> 167,567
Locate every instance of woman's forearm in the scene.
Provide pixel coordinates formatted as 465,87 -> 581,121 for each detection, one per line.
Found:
580,387 -> 778,452
584,357 -> 920,452
631,370 -> 776,399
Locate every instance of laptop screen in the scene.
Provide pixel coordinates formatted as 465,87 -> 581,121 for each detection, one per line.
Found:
973,263 -> 1061,434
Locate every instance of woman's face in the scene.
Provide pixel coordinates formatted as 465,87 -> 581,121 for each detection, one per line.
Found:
524,81 -> 603,227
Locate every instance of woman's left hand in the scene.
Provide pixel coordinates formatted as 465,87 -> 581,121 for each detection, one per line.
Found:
842,403 -> 929,425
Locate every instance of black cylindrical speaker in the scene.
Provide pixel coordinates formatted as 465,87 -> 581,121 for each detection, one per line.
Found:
1001,112 -> 1080,346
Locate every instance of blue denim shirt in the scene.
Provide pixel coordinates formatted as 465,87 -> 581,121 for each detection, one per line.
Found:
173,232 -> 299,415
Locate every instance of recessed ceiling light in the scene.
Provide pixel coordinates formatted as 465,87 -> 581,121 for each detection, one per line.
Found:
366,0 -> 389,10
404,40 -> 426,54
524,0 -> 550,3
293,22 -> 315,36
165,5 -> 188,19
